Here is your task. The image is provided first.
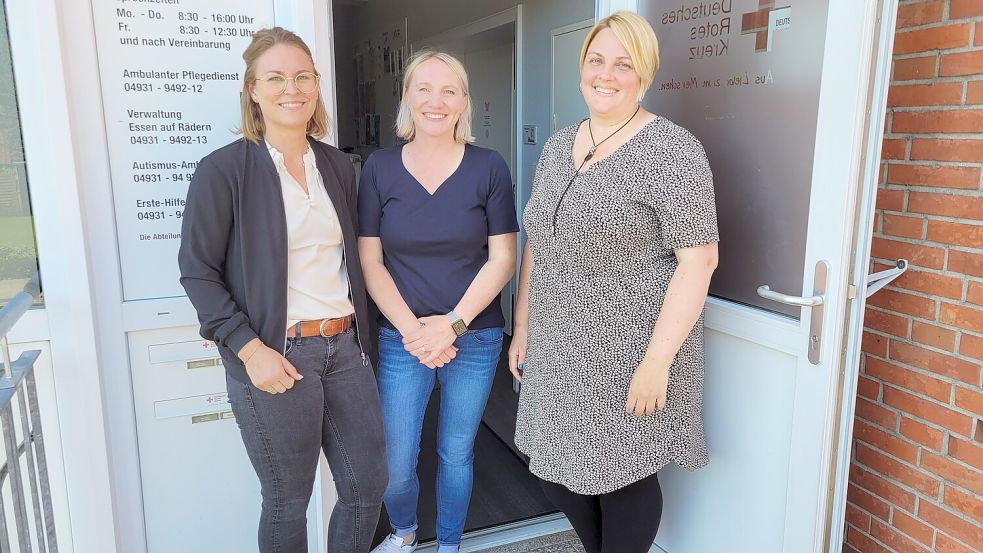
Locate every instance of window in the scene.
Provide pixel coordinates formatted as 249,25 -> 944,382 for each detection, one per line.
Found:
0,3 -> 41,308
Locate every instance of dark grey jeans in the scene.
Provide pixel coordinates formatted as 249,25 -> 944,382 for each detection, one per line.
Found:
226,328 -> 388,553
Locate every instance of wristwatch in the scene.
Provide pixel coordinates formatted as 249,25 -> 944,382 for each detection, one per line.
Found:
447,309 -> 468,337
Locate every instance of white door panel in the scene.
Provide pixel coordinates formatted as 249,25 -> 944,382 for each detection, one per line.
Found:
608,0 -> 896,551
551,22 -> 592,133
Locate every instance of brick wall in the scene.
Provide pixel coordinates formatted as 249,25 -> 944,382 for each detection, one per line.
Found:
844,1 -> 983,552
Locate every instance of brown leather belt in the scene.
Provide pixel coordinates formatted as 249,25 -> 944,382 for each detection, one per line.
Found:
287,315 -> 353,338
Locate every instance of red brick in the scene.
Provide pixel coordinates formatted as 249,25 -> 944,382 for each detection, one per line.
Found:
887,163 -> 981,189
888,83 -> 964,107
891,269 -> 964,300
948,436 -> 983,470
978,21 -> 983,46
939,50 -> 983,77
960,332 -> 983,361
870,237 -> 945,270
967,281 -> 983,306
927,220 -> 983,249
951,0 -> 983,19
893,55 -> 937,80
865,307 -> 911,337
846,501 -> 872,532
876,188 -> 904,213
897,0 -> 945,27
893,24 -> 973,55
863,331 -> 890,358
955,383 -> 983,412
843,543 -> 862,553
858,375 -> 881,399
882,213 -> 925,239
943,485 -> 983,522
849,458 -> 932,520
867,289 -> 937,319
882,138 -> 908,160
848,481 -> 893,521
868,355 -> 952,402
857,397 -> 901,430
883,386 -> 974,435
948,250 -> 983,278
870,518 -> 932,553
910,321 -> 956,351
940,302 -> 983,334
910,139 -> 983,163
891,340 -> 980,384
900,417 -> 945,450
854,418 -> 921,464
908,190 -> 983,219
891,509 -> 935,546
893,109 -> 983,134
921,451 -> 983,495
936,533 -> 978,553
846,525 -> 891,553
918,501 -> 983,547
856,443 -> 941,496
968,81 -> 983,105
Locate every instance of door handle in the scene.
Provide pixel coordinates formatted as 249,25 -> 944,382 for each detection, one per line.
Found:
756,286 -> 824,307
756,260 -> 829,365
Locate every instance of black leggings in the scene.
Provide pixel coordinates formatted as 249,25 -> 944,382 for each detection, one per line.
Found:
539,472 -> 663,553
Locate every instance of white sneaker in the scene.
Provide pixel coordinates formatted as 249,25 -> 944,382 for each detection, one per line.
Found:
371,533 -> 418,553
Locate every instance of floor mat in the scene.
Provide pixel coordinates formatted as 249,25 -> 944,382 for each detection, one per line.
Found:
474,530 -> 585,552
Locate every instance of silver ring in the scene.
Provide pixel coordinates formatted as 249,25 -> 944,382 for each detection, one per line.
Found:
421,346 -> 429,353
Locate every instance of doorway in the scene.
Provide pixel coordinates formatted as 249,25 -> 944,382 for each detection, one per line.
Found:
329,0 -> 601,547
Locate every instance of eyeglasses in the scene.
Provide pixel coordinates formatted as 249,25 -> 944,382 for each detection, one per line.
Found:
254,72 -> 320,94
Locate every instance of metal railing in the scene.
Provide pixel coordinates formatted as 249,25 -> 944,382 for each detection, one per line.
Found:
0,275 -> 57,553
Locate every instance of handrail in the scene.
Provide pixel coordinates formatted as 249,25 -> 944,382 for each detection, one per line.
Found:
0,272 -> 57,553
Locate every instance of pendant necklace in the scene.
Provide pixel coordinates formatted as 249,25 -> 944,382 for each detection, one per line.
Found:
551,104 -> 642,235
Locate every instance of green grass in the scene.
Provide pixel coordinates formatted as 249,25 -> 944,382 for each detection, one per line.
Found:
0,216 -> 37,250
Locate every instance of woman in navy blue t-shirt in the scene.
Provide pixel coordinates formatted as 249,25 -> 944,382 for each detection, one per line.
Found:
358,50 -> 518,553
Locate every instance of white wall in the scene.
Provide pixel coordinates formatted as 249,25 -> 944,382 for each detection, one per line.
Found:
517,0 -> 595,213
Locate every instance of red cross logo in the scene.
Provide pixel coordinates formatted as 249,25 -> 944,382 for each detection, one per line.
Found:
741,1 -> 792,52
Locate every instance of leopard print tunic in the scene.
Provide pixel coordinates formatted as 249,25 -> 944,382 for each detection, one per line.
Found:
514,117 -> 719,495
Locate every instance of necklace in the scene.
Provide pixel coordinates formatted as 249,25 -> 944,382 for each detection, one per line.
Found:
551,105 -> 642,234
584,104 -> 642,162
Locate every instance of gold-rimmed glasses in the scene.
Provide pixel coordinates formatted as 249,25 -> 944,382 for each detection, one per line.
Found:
254,72 -> 320,95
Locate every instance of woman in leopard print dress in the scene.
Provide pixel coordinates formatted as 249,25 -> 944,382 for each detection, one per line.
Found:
508,12 -> 719,553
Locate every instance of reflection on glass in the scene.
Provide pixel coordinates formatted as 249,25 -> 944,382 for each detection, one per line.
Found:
0,4 -> 41,308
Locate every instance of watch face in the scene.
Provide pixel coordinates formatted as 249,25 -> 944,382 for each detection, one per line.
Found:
452,319 -> 468,336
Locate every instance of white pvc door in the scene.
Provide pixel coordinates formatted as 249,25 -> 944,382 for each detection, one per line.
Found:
599,0 -> 897,551
550,21 -> 592,132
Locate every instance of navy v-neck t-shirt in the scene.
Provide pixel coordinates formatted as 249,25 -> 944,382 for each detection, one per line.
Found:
357,143 -> 519,330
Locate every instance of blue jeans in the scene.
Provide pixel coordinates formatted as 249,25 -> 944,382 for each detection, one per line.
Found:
377,326 -> 503,552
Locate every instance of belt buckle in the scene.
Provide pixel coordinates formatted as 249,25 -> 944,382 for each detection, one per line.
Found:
318,318 -> 332,338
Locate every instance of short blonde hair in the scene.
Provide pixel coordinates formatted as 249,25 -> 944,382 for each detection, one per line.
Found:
580,11 -> 661,98
237,27 -> 330,143
395,50 -> 474,144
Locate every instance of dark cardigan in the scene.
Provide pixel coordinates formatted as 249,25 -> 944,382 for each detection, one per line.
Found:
178,137 -> 372,384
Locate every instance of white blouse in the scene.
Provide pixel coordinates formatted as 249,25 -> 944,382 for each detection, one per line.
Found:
268,144 -> 354,327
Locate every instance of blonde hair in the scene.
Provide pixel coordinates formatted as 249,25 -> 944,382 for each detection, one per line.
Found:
237,27 -> 330,143
395,50 -> 474,144
580,11 -> 661,98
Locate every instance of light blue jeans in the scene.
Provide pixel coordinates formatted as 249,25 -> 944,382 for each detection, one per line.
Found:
377,325 -> 503,552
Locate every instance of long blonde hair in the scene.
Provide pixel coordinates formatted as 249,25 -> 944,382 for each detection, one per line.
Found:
395,50 -> 474,144
237,27 -> 331,143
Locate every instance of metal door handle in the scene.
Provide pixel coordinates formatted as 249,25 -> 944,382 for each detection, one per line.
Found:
756,260 -> 829,365
756,286 -> 824,307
